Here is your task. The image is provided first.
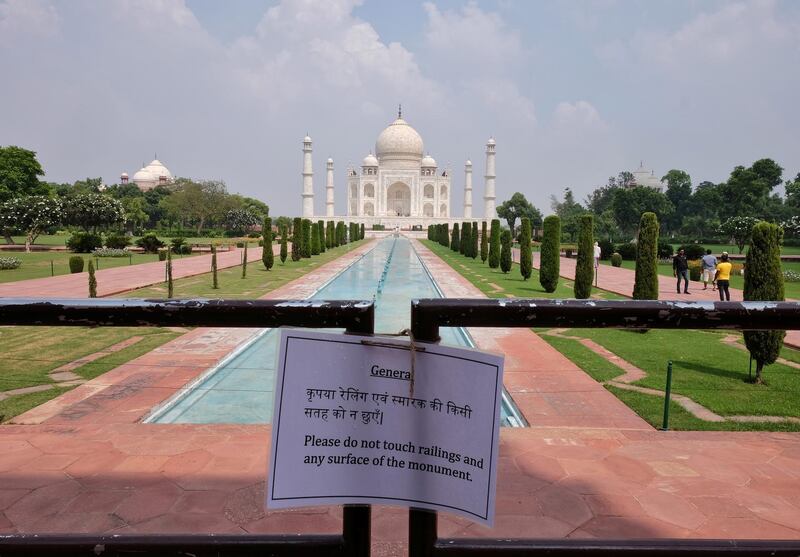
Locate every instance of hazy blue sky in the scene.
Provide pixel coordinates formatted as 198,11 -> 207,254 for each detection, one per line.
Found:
1,0 -> 798,216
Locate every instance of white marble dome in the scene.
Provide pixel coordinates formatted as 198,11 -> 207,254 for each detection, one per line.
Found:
132,167 -> 154,183
421,154 -> 437,167
375,118 -> 424,161
362,153 -> 378,166
144,159 -> 173,180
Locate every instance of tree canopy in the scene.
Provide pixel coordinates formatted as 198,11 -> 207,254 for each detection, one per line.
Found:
497,192 -> 542,235
0,146 -> 47,201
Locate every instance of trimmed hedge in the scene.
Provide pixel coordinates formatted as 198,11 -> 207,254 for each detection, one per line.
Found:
677,244 -> 705,260
574,214 -> 594,299
451,223 -> 460,252
471,222 -> 478,260
633,212 -> 659,300
67,232 -> 103,253
488,219 -> 500,269
519,217 -> 532,280
500,229 -> 512,273
69,256 -> 84,273
540,215 -> 560,293
611,252 -> 622,267
263,217 -> 274,270
480,221 -> 488,262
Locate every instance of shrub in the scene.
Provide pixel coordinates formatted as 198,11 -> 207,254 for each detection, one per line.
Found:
302,219 -> 312,257
540,215 -> 560,293
180,245 -> 192,255
235,241 -> 245,248
574,214 -> 594,299
263,217 -> 274,270
784,270 -> 800,282
633,212 -> 659,300
519,217 -> 532,280
677,244 -> 705,260
105,233 -> 131,249
488,220 -> 500,269
372,224 -> 385,231
480,221 -> 488,262
598,239 -> 614,260
136,233 -> 165,254
500,230 -> 512,273
158,249 -> 167,261
744,222 -> 785,383
170,237 -> 186,254
248,232 -> 261,238
611,253 -> 622,267
87,260 -> 97,297
0,257 -> 22,270
69,256 -> 84,273
615,242 -> 637,261
451,223 -> 460,252
92,248 -> 130,257
688,261 -> 702,281
67,232 -> 103,253
657,241 -> 674,259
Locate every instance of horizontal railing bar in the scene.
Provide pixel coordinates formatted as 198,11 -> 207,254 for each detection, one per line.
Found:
0,534 -> 345,556
0,298 -> 374,329
411,299 -> 800,341
432,538 -> 800,556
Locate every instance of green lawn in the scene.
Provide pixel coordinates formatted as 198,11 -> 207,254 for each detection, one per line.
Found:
423,239 -> 800,431
421,240 -> 624,300
0,251 -> 196,283
670,242 -> 800,256
601,259 -> 800,299
119,240 -> 366,299
0,327 -> 179,422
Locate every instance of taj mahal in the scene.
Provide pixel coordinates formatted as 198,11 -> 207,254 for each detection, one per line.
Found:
301,109 -> 497,228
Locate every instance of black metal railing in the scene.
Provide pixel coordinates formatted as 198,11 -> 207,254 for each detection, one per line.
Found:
408,298 -> 800,557
0,298 -> 374,557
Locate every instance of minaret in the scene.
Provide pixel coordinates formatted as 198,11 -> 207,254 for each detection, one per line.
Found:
483,137 -> 496,219
302,135 -> 314,218
326,158 -> 335,217
463,159 -> 473,218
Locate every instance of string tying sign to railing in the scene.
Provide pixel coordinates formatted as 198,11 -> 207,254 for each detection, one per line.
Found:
267,329 -> 505,525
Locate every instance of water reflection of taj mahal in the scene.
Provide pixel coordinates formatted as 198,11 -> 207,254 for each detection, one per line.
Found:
301,107 -> 497,228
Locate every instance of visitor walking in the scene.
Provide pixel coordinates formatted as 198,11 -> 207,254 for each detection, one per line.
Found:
701,249 -> 718,291
593,241 -> 601,286
673,249 -> 690,294
715,252 -> 732,301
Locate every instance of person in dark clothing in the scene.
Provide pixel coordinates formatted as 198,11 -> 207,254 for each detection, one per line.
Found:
673,249 -> 690,294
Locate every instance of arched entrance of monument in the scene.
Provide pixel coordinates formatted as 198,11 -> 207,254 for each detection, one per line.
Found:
386,182 -> 411,217
423,203 -> 433,217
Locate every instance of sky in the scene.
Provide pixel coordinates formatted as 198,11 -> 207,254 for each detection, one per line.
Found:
1,0 -> 798,217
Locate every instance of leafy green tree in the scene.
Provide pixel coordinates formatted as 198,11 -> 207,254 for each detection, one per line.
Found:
540,215 -> 561,293
488,219 -> 500,268
160,178 -> 229,234
120,197 -> 148,234
471,222 -> 479,259
63,193 -> 124,232
519,217 -> 532,280
719,216 -> 760,253
451,223 -> 460,252
551,188 -> 585,241
744,222 -> 785,384
262,217 -> 274,270
226,208 -> 259,236
611,187 -> 673,238
632,212 -> 659,300
0,146 -> 47,202
500,229 -> 512,273
291,217 -> 302,261
718,159 -> 783,220
662,170 -> 692,234
480,221 -> 488,262
88,260 -> 97,298
497,192 -> 543,235
302,219 -> 312,257
280,224 -> 288,263
574,214 -> 594,298
0,195 -> 62,251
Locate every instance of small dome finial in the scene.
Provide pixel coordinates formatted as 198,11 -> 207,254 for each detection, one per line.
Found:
398,104 -> 402,119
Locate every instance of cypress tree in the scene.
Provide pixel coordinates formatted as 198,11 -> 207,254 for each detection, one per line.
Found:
280,224 -> 288,263
480,221 -> 488,262
462,222 -> 470,256
744,221 -> 785,384
471,222 -> 479,260
262,217 -> 274,270
211,245 -> 219,289
632,212 -> 659,300
360,223 -> 365,240
318,220 -> 326,252
166,250 -> 173,298
328,221 -> 335,247
540,215 -> 561,293
519,217 -> 532,280
338,221 -> 346,245
302,219 -> 312,257
500,229 -> 512,273
451,223 -> 460,252
488,219 -> 500,269
291,217 -> 302,261
443,223 -> 450,247
574,214 -> 594,298
428,224 -> 434,241
311,222 -> 320,255
242,242 -> 248,278
88,259 -> 97,298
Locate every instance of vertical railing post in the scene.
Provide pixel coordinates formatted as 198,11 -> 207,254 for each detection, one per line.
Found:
661,360 -> 673,431
343,302 -> 375,557
409,300 -> 439,557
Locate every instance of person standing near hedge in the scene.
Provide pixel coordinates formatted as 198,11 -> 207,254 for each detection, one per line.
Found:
701,249 -> 718,291
715,252 -> 733,301
673,249 -> 690,294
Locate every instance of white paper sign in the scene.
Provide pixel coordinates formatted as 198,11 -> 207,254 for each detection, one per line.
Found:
267,329 -> 504,525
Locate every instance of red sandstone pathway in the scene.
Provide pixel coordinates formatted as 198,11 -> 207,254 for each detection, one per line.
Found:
0,244 -> 281,299
0,237 -> 799,549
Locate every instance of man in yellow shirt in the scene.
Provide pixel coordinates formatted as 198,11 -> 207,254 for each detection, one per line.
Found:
715,252 -> 733,301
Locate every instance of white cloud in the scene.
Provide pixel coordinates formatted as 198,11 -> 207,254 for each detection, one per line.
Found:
0,0 -> 59,40
552,101 -> 607,131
